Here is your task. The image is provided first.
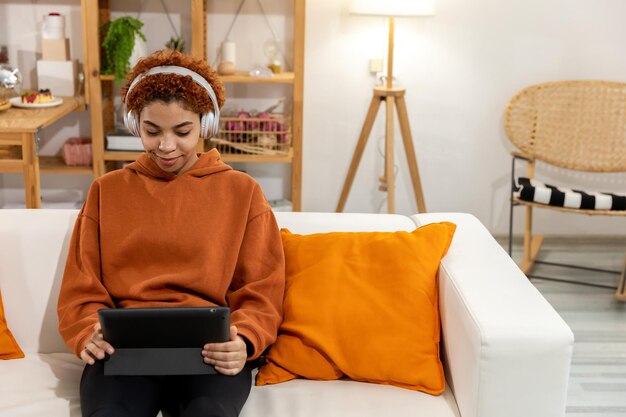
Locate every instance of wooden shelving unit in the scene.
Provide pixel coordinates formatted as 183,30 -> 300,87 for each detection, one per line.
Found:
81,0 -> 305,210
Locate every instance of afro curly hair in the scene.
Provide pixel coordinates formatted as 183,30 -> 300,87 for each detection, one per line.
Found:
120,49 -> 225,116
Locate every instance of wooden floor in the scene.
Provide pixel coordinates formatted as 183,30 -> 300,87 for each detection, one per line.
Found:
507,238 -> 626,417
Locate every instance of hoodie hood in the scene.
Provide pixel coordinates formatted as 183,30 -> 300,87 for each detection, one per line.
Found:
125,149 -> 232,181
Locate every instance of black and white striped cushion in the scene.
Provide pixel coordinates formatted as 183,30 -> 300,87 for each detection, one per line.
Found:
514,177 -> 626,211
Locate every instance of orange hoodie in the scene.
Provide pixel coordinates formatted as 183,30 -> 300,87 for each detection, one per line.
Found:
57,149 -> 285,360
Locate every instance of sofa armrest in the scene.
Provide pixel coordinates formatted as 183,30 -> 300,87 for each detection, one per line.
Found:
412,213 -> 573,417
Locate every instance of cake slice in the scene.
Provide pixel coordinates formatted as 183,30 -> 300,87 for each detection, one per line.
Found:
21,89 -> 55,104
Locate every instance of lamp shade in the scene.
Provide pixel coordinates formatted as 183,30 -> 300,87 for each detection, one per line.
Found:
349,0 -> 435,16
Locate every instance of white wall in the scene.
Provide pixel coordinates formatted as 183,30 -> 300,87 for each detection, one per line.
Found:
304,0 -> 626,236
1,0 -> 626,235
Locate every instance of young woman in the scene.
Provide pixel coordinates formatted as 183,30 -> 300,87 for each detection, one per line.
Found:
57,49 -> 285,417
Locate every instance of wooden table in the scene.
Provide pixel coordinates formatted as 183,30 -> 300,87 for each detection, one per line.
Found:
0,96 -> 86,208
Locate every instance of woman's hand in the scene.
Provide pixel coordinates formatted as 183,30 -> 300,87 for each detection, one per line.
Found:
80,322 -> 115,365
202,325 -> 247,376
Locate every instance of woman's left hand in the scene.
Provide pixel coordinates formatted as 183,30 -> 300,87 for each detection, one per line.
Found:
202,325 -> 247,375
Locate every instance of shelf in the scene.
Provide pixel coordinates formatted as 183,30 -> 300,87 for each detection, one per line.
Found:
104,151 -> 143,161
220,150 -> 293,163
103,150 -> 292,164
39,156 -> 93,174
100,72 -> 295,84
219,72 -> 295,84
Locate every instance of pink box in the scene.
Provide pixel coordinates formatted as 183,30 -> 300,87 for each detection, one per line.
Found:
62,137 -> 92,166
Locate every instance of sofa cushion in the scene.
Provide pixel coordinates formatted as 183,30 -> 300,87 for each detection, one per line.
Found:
256,223 -> 456,394
0,290 -> 24,360
0,354 -> 460,417
0,353 -> 82,415
514,177 -> 626,210
242,378 -> 460,417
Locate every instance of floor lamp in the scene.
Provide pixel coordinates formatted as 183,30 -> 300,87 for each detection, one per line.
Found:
337,0 -> 434,214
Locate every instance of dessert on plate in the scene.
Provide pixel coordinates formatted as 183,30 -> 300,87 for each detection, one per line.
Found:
20,88 -> 55,104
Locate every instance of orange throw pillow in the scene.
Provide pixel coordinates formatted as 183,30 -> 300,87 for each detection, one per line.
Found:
256,222 -> 456,394
0,289 -> 25,359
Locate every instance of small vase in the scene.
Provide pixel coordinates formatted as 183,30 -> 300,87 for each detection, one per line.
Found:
218,61 -> 236,76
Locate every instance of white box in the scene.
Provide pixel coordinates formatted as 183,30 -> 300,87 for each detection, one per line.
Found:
106,128 -> 144,151
36,60 -> 77,96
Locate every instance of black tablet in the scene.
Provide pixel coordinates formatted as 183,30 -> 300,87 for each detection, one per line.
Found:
98,306 -> 230,376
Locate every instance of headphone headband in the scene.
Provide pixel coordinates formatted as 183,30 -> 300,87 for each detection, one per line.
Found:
125,65 -> 217,105
123,65 -> 220,139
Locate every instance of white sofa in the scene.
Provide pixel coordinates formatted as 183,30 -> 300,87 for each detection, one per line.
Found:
0,209 -> 574,417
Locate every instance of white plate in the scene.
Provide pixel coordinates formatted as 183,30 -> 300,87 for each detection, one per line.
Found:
9,96 -> 63,108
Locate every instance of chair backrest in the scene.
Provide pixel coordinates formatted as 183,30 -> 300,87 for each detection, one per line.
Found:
504,80 -> 626,172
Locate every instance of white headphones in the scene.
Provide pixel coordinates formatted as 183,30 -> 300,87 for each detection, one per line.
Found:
123,65 -> 220,139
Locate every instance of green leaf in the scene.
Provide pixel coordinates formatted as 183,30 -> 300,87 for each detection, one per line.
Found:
101,16 -> 146,84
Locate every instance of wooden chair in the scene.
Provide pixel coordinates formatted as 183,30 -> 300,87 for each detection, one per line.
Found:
504,80 -> 626,301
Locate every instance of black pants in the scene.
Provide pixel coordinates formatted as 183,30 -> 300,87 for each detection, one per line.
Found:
80,360 -> 252,417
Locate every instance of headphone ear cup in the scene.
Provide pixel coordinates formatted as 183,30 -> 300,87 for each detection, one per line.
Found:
124,110 -> 141,137
199,113 -> 208,139
211,111 -> 220,137
201,111 -> 216,139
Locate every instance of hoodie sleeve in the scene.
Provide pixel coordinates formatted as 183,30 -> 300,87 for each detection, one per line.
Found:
227,192 -> 285,360
57,181 -> 115,358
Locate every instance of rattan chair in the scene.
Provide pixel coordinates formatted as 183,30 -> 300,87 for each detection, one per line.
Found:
504,80 -> 626,301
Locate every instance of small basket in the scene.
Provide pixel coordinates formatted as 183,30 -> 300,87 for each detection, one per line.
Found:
62,137 -> 92,166
210,112 -> 291,156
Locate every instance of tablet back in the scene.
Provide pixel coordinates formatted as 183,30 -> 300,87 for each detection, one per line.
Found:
98,306 -> 230,375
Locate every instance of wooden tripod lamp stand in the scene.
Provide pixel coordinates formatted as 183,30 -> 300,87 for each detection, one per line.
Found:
337,0 -> 434,214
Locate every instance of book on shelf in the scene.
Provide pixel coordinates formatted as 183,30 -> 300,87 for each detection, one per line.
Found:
106,128 -> 143,151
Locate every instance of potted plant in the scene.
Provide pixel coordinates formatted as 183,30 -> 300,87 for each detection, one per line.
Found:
165,36 -> 185,53
101,16 -> 147,83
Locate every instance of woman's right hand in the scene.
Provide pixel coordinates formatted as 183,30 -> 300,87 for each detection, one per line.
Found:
80,322 -> 115,365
